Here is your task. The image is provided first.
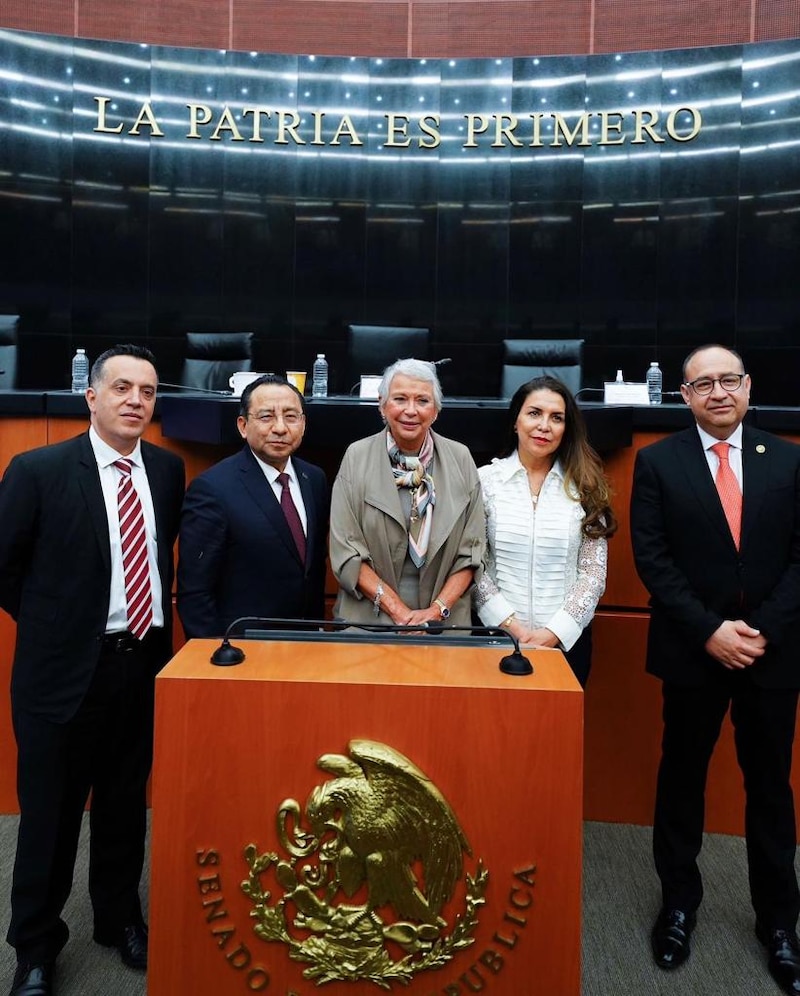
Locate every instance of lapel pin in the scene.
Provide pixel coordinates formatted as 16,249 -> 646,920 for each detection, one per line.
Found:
756,444 -> 766,454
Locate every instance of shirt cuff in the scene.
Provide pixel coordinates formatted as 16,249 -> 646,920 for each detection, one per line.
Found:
477,593 -> 515,628
545,609 -> 582,651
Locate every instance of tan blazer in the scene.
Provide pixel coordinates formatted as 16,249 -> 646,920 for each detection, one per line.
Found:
330,429 -> 485,626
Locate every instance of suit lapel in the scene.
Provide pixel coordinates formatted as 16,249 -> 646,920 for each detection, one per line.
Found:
741,426 -> 770,551
296,461 -> 318,571
674,429 -> 734,548
76,433 -> 112,573
425,434 -> 469,562
141,443 -> 174,585
364,433 -> 406,529
238,447 -> 304,566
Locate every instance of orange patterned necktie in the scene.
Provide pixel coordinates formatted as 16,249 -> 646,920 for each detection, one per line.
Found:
710,442 -> 742,549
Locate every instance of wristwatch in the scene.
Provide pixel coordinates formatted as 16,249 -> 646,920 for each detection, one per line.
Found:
433,597 -> 450,620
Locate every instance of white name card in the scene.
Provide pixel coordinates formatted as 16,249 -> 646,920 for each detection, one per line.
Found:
359,374 -> 382,399
603,381 -> 651,405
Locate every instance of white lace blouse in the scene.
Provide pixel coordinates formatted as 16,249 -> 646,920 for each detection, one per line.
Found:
474,451 -> 607,650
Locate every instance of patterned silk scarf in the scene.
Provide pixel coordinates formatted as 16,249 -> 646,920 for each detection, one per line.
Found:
387,430 -> 436,568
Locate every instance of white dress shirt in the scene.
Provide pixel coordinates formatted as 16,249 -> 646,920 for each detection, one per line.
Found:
89,427 -> 164,632
697,422 -> 744,491
250,452 -> 308,534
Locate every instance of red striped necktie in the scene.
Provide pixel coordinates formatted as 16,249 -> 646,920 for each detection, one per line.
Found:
114,458 -> 153,639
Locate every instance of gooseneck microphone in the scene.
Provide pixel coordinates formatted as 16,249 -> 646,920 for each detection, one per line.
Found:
208,617 -> 533,676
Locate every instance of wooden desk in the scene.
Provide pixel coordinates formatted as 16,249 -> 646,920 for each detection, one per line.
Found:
148,637 -> 583,995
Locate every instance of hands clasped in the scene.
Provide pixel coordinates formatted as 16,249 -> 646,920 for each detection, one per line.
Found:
705,619 -> 767,669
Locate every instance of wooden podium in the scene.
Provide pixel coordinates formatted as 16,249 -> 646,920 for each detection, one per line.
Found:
148,636 -> 583,995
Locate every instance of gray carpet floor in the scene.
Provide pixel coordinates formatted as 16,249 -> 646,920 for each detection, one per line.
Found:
0,816 -> 786,995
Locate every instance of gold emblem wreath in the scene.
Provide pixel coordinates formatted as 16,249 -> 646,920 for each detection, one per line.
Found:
240,739 -> 488,988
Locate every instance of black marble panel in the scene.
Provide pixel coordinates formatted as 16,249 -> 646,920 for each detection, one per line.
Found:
1,30 -> 800,401
434,58 -> 513,394
737,40 -> 800,367
508,55 -> 586,344
147,43 -> 229,380
580,49 -> 662,385
362,58 -> 439,343
0,31 -> 74,386
220,51 -> 298,376
71,38 -> 152,370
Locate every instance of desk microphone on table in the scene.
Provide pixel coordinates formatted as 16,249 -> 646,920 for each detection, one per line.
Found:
209,617 -> 533,676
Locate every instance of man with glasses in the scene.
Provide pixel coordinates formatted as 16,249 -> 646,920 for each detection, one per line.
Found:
177,374 -> 329,638
631,345 -> 800,995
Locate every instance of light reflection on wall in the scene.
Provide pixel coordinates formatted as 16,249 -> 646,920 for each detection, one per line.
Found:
0,28 -> 798,398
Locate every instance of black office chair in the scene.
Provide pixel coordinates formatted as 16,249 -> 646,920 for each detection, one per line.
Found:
347,324 -> 430,386
0,315 -> 19,389
500,339 -> 584,398
180,332 -> 254,391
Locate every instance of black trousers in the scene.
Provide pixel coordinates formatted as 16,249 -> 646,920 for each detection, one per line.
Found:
564,624 -> 593,688
7,631 -> 163,963
654,674 -> 800,929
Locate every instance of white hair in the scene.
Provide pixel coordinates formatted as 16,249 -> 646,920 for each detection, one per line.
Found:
378,358 -> 443,412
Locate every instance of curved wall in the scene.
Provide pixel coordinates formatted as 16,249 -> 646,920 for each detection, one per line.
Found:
2,28 -> 799,399
1,0 -> 800,58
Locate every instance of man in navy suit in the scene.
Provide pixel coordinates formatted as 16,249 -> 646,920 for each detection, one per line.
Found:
177,374 -> 329,638
631,345 -> 800,995
0,345 -> 185,996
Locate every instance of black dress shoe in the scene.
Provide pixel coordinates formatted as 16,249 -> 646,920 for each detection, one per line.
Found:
651,907 -> 696,970
756,923 -> 800,995
9,962 -> 54,996
93,923 -> 148,971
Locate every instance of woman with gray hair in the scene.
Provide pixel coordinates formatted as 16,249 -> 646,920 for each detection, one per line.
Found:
330,358 -> 484,628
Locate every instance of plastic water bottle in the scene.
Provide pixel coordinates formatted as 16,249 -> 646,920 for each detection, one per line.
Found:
615,369 -> 624,384
312,353 -> 328,398
71,348 -> 90,393
646,361 -> 663,405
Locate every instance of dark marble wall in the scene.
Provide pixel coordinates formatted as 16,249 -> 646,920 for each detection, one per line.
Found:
0,30 -> 798,400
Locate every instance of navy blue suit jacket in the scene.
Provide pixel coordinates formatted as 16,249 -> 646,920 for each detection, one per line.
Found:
631,424 -> 800,688
177,446 -> 329,638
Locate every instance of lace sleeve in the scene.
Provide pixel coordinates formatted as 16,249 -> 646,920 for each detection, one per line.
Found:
562,533 -> 607,629
474,567 -> 500,609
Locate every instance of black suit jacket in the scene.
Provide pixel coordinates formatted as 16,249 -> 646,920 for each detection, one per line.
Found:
176,446 -> 329,638
0,431 -> 185,721
630,425 -> 800,688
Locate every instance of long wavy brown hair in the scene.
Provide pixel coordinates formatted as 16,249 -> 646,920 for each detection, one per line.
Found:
498,375 -> 618,539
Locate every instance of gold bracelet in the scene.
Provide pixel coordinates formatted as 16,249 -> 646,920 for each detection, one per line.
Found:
500,613 -> 516,629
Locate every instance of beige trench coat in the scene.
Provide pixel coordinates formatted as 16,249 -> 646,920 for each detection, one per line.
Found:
329,429 -> 485,627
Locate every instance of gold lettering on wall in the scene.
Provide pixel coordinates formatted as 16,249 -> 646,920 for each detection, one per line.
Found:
91,95 -> 704,151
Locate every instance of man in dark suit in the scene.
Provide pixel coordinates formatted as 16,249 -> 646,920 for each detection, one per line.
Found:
0,345 -> 185,996
177,374 -> 328,638
631,345 -> 800,995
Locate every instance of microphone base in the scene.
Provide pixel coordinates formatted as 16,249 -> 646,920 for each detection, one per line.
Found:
499,650 -> 533,676
210,640 -> 246,666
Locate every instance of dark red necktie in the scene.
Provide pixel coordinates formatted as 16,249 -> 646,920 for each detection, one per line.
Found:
114,458 -> 153,639
277,472 -> 306,562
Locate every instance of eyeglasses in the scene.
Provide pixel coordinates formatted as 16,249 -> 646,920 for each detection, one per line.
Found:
683,374 -> 746,396
248,411 -> 304,426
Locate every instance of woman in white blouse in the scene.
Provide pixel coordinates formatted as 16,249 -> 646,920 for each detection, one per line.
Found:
474,376 -> 617,685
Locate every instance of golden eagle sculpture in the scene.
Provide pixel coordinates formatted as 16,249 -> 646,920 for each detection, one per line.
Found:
305,739 -> 471,927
